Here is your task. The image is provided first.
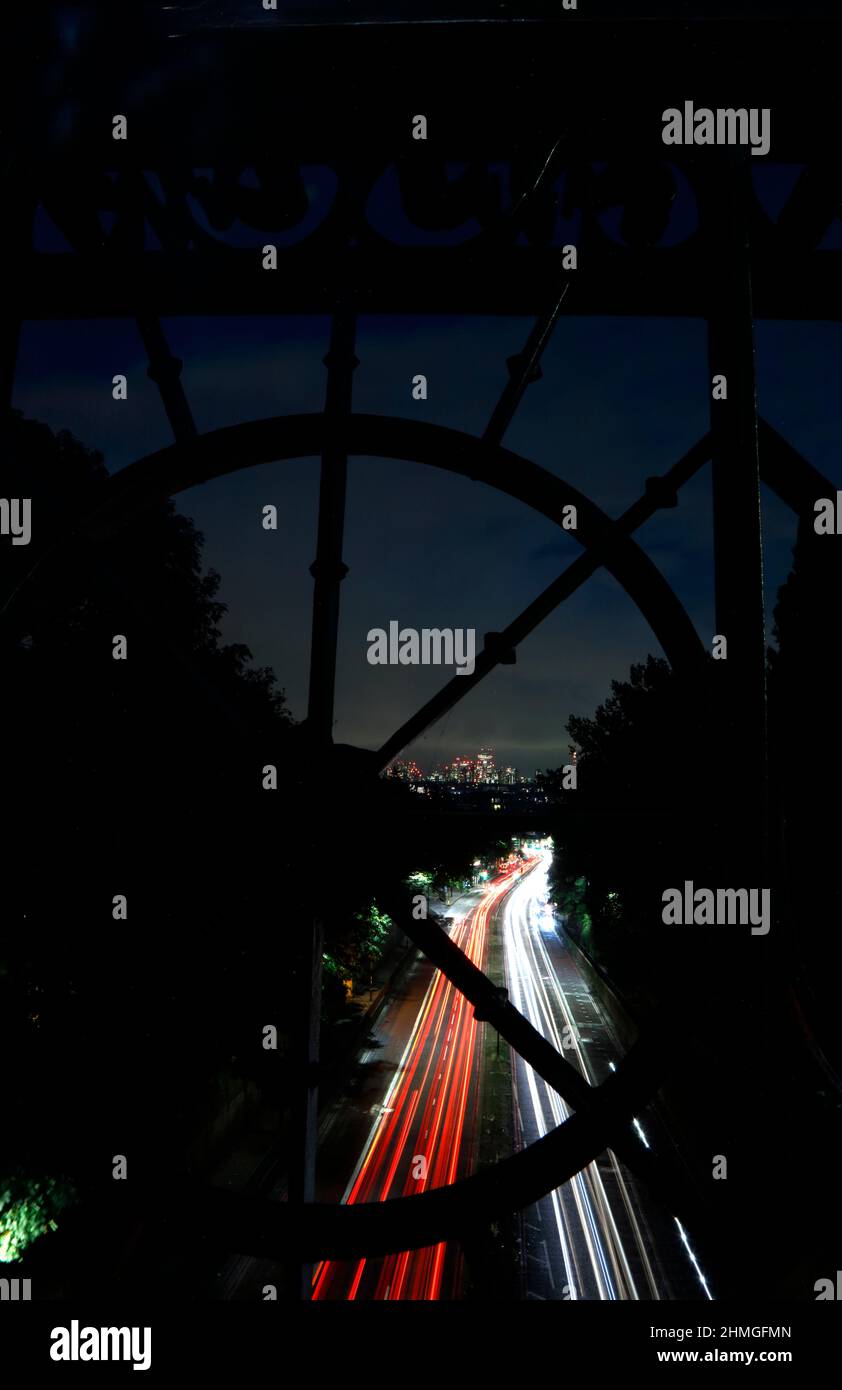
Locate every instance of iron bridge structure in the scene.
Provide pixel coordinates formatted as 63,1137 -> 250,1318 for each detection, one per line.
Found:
3,1 -> 842,1299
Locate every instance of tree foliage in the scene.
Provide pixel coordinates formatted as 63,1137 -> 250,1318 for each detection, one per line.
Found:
0,1173 -> 76,1264
0,412 -> 297,1210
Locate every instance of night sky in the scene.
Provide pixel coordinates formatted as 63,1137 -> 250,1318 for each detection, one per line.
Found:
6,0 -> 842,1335
13,164 -> 842,772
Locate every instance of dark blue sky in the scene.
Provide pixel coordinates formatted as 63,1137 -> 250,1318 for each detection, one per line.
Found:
14,164 -> 842,772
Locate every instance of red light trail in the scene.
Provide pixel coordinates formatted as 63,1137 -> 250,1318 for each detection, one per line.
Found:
313,865 -> 529,1301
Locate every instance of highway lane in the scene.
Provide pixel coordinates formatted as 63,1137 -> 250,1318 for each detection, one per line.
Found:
218,850 -> 709,1302
312,851 -> 692,1301
503,852 -> 709,1301
313,865 -> 525,1301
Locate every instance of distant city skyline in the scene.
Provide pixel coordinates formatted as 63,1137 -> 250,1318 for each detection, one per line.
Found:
385,747 -> 531,784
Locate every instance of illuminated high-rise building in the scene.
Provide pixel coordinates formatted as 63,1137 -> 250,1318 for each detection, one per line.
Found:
385,758 -> 423,781
476,747 -> 496,783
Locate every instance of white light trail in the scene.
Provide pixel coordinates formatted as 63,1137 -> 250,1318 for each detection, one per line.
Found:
504,857 -> 656,1300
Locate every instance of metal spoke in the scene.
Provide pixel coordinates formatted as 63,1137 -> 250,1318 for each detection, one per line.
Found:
43,208 -> 199,448
294,310 -> 357,1298
759,417 -> 838,513
371,877 -> 710,1237
377,430 -> 711,769
177,1014 -> 692,1264
135,313 -> 198,443
706,154 -> 767,882
306,311 -> 357,743
771,165 -> 842,251
482,279 -> 570,447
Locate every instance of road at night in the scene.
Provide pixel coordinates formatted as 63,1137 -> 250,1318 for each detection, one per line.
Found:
312,866 -> 525,1301
504,853 -> 709,1301
311,851 -> 709,1302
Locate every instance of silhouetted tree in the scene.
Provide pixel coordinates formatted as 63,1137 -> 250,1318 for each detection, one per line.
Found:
547,654 -> 714,1010
0,411 -> 298,1262
547,550 -> 842,1296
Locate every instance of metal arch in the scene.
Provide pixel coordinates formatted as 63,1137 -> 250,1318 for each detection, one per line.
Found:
182,1024 -> 679,1263
48,413 -> 708,680
20,298 -> 826,1269
0,408 -> 713,1259
4,408 -> 828,1262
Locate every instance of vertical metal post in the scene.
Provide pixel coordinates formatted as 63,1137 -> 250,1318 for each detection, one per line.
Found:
287,908 -> 325,1299
0,182 -> 34,420
706,153 -> 767,881
136,314 -> 198,443
307,311 -> 357,736
0,318 -> 21,419
289,311 -> 357,1298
